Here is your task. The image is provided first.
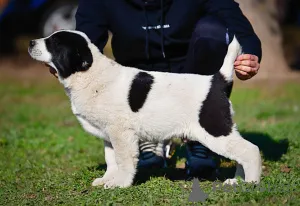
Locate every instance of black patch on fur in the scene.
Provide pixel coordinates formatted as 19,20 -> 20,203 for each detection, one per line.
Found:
225,81 -> 233,98
45,31 -> 93,78
128,72 -> 154,112
199,73 -> 233,137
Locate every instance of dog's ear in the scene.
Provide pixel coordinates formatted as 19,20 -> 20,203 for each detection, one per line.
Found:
75,46 -> 93,71
53,46 -> 93,78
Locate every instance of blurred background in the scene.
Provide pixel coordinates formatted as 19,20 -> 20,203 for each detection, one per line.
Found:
0,0 -> 77,53
0,0 -> 300,74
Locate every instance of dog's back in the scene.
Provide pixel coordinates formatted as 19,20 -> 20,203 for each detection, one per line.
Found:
68,36 -> 242,141
125,36 -> 242,140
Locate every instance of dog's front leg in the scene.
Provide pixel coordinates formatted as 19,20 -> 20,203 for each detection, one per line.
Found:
103,129 -> 139,189
92,140 -> 118,186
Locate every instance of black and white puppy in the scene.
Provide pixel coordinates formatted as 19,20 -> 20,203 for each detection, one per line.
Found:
28,30 -> 262,189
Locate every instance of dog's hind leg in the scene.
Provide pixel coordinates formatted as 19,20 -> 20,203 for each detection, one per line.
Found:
193,128 -> 262,185
223,163 -> 246,185
103,128 -> 139,189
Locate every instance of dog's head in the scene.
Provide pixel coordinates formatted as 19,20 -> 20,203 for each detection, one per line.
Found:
28,30 -> 93,79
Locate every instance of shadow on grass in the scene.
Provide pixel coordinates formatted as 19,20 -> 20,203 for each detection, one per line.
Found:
134,168 -> 188,185
241,131 -> 289,161
90,131 -> 289,185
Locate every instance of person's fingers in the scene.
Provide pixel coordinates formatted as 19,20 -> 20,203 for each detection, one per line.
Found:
235,70 -> 251,80
256,62 -> 260,71
234,60 -> 240,66
235,73 -> 250,80
235,69 -> 248,76
235,67 -> 259,80
236,54 -> 247,61
236,54 -> 258,62
254,55 -> 259,62
234,65 -> 254,73
243,60 -> 257,68
250,68 -> 259,77
236,54 -> 251,61
234,60 -> 257,68
234,54 -> 260,81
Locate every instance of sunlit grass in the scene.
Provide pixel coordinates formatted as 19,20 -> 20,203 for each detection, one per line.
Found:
0,72 -> 299,205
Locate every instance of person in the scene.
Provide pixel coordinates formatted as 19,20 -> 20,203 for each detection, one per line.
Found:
74,0 -> 262,179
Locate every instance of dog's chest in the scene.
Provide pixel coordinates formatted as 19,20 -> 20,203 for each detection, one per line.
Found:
76,114 -> 108,140
71,101 -> 109,140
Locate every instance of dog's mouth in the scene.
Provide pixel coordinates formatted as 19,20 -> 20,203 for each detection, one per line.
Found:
49,66 -> 57,75
45,64 -> 58,78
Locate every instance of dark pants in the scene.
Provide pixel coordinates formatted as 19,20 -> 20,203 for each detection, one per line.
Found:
183,16 -> 232,173
184,16 -> 231,75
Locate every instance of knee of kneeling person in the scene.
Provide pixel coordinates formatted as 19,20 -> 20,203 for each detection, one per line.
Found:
183,16 -> 233,75
192,16 -> 229,44
191,38 -> 229,75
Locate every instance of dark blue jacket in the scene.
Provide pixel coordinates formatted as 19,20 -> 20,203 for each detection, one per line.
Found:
75,0 -> 262,72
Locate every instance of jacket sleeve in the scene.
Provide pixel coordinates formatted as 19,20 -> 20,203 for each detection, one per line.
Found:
75,0 -> 109,53
204,0 -> 262,62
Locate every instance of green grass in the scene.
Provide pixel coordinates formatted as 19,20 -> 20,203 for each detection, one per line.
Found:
0,75 -> 299,205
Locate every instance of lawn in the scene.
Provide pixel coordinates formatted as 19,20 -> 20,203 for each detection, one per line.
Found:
0,63 -> 299,205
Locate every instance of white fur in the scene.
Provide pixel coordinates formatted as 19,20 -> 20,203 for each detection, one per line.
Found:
29,30 -> 261,189
28,39 -> 52,63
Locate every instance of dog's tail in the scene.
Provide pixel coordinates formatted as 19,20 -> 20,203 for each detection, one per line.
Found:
219,36 -> 242,82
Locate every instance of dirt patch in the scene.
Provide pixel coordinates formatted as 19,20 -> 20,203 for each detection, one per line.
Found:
0,55 -> 53,82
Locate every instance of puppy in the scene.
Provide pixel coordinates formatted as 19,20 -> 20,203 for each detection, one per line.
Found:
28,30 -> 262,189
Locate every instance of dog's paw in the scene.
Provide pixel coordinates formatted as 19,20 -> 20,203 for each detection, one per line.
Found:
224,178 -> 239,185
92,177 -> 107,186
103,171 -> 133,189
92,168 -> 118,187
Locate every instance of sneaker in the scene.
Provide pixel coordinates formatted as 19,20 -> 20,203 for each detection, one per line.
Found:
137,141 -> 165,169
185,141 -> 219,180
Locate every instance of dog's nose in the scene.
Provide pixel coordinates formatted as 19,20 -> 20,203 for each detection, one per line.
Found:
29,40 -> 36,48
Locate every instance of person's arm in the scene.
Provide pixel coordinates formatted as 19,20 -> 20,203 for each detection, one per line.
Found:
204,0 -> 262,80
75,0 -> 109,53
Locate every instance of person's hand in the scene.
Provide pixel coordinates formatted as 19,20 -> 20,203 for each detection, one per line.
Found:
234,54 -> 260,80
44,63 -> 58,78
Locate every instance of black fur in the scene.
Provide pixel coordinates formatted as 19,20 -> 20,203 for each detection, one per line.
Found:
199,73 -> 233,137
128,72 -> 154,112
225,81 -> 233,98
45,32 -> 93,78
